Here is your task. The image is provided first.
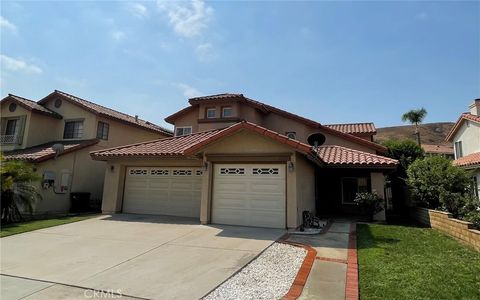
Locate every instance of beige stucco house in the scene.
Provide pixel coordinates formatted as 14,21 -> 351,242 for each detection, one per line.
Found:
92,93 -> 398,229
1,91 -> 172,214
446,98 -> 480,199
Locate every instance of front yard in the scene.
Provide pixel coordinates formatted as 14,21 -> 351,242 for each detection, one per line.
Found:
0,215 -> 95,237
357,222 -> 480,300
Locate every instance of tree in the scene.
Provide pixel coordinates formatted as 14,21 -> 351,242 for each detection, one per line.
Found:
383,139 -> 424,178
406,155 -> 473,217
382,139 -> 425,213
1,154 -> 42,224
401,108 -> 427,145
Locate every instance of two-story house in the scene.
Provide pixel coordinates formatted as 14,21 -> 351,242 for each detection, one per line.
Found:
91,93 -> 398,229
1,90 -> 172,214
446,99 -> 480,199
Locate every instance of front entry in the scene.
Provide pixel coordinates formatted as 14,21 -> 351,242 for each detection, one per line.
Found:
211,164 -> 286,228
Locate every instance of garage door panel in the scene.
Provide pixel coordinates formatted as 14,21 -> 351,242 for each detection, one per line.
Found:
212,164 -> 286,229
123,167 -> 202,218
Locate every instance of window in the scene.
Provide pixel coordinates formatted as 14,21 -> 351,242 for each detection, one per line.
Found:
96,121 -> 109,140
286,132 -> 296,140
222,107 -> 233,118
175,126 -> 192,136
4,119 -> 18,135
341,177 -> 369,204
63,120 -> 84,139
206,108 -> 216,119
454,141 -> 463,159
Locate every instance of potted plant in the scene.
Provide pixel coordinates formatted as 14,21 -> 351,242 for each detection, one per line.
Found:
354,192 -> 384,220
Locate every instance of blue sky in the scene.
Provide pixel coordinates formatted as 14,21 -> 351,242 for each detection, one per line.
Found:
1,1 -> 479,129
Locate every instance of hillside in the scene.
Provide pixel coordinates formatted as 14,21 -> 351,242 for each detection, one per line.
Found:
375,122 -> 455,145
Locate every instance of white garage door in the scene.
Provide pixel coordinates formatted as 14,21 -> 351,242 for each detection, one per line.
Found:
212,164 -> 286,228
123,167 -> 203,218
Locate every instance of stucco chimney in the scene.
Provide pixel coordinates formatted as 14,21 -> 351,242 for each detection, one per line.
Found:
469,99 -> 480,116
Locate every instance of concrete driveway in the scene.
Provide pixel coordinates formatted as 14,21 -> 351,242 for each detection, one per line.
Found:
1,214 -> 284,300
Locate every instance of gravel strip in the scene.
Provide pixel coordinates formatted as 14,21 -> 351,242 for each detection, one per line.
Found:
203,242 -> 307,300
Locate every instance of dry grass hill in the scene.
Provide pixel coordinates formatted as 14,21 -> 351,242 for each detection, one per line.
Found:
375,122 -> 455,145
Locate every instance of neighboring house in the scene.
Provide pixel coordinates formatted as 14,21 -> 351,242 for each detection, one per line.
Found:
91,93 -> 398,229
446,98 -> 480,199
1,90 -> 172,214
422,144 -> 454,158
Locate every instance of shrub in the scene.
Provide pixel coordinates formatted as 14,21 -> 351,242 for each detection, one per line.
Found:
354,192 -> 384,217
406,155 -> 473,217
383,139 -> 424,177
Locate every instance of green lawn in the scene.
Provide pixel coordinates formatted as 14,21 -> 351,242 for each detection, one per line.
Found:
357,222 -> 480,300
0,215 -> 95,237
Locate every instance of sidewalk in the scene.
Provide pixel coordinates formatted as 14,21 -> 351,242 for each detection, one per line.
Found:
285,221 -> 358,300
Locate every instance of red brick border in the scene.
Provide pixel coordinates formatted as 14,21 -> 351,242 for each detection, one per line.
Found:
345,222 -> 359,300
279,236 -> 317,300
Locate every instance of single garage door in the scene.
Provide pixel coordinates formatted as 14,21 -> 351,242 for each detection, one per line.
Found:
212,164 -> 286,228
123,167 -> 203,218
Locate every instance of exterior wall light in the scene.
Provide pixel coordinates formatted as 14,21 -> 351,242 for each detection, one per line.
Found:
110,165 -> 115,172
287,161 -> 294,172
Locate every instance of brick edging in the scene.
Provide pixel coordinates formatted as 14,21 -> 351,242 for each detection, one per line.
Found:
345,222 -> 359,300
279,235 -> 317,300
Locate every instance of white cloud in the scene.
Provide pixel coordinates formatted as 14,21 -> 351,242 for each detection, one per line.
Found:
129,3 -> 148,18
195,43 -> 214,61
176,83 -> 202,98
0,55 -> 42,74
112,30 -> 126,41
157,0 -> 213,38
0,16 -> 17,32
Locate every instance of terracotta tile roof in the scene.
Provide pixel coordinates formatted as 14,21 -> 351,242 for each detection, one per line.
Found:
167,93 -> 387,153
324,123 -> 376,134
3,139 -> 99,163
2,94 -> 62,118
315,145 -> 398,168
453,152 -> 480,168
92,121 -> 398,168
91,122 -> 313,159
446,113 -> 480,142
39,90 -> 173,136
422,144 -> 454,155
91,129 -> 222,158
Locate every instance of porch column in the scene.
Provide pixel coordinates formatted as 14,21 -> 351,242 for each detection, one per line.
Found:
101,162 -> 126,214
200,157 -> 211,225
370,172 -> 386,221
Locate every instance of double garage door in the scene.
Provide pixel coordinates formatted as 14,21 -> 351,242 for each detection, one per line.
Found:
123,164 -> 286,228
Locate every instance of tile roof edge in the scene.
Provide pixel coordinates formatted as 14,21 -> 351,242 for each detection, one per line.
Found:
317,144 -> 399,164
39,90 -> 172,135
2,94 -> 62,119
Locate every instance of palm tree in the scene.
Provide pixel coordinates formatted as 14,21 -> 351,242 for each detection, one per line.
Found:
401,108 -> 427,145
1,154 -> 42,224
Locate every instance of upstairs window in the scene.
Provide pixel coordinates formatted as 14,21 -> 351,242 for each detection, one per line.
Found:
222,107 -> 233,118
206,108 -> 216,119
97,121 -> 109,140
64,120 -> 84,139
175,126 -> 192,137
454,141 -> 463,159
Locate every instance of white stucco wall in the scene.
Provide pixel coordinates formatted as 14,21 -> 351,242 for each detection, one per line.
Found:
453,121 -> 480,159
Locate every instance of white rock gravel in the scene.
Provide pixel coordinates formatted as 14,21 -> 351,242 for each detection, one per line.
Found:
203,242 -> 307,300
